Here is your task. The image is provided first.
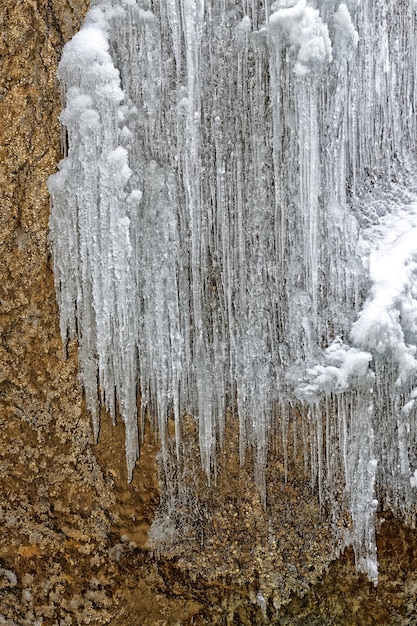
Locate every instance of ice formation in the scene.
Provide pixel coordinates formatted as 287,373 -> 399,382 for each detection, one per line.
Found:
48,0 -> 417,584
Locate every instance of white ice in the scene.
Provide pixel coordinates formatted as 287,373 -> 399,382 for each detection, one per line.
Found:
48,0 -> 417,585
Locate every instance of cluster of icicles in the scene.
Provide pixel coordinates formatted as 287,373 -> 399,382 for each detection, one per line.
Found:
48,0 -> 417,584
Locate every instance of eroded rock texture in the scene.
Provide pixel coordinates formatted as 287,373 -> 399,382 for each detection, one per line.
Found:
1,1 -> 417,624
0,1 -> 174,623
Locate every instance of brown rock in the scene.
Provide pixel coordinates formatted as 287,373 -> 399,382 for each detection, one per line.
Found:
2,1 -> 417,624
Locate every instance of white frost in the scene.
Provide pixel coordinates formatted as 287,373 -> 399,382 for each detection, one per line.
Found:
352,202 -> 417,385
333,4 -> 359,49
269,0 -> 332,76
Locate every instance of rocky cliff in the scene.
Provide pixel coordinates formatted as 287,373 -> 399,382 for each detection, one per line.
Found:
1,1 -> 417,624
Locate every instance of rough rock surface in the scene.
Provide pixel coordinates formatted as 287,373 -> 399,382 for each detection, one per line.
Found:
1,1 -> 417,624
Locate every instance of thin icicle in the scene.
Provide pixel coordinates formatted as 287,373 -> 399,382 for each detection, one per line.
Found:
49,0 -> 417,583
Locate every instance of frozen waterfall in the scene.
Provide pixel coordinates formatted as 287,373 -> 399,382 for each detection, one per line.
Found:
48,0 -> 417,584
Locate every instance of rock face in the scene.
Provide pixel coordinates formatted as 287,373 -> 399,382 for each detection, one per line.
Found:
1,1 -> 417,624
0,2 -> 171,623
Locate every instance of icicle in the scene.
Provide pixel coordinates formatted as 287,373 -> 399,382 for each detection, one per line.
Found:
49,0 -> 417,584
